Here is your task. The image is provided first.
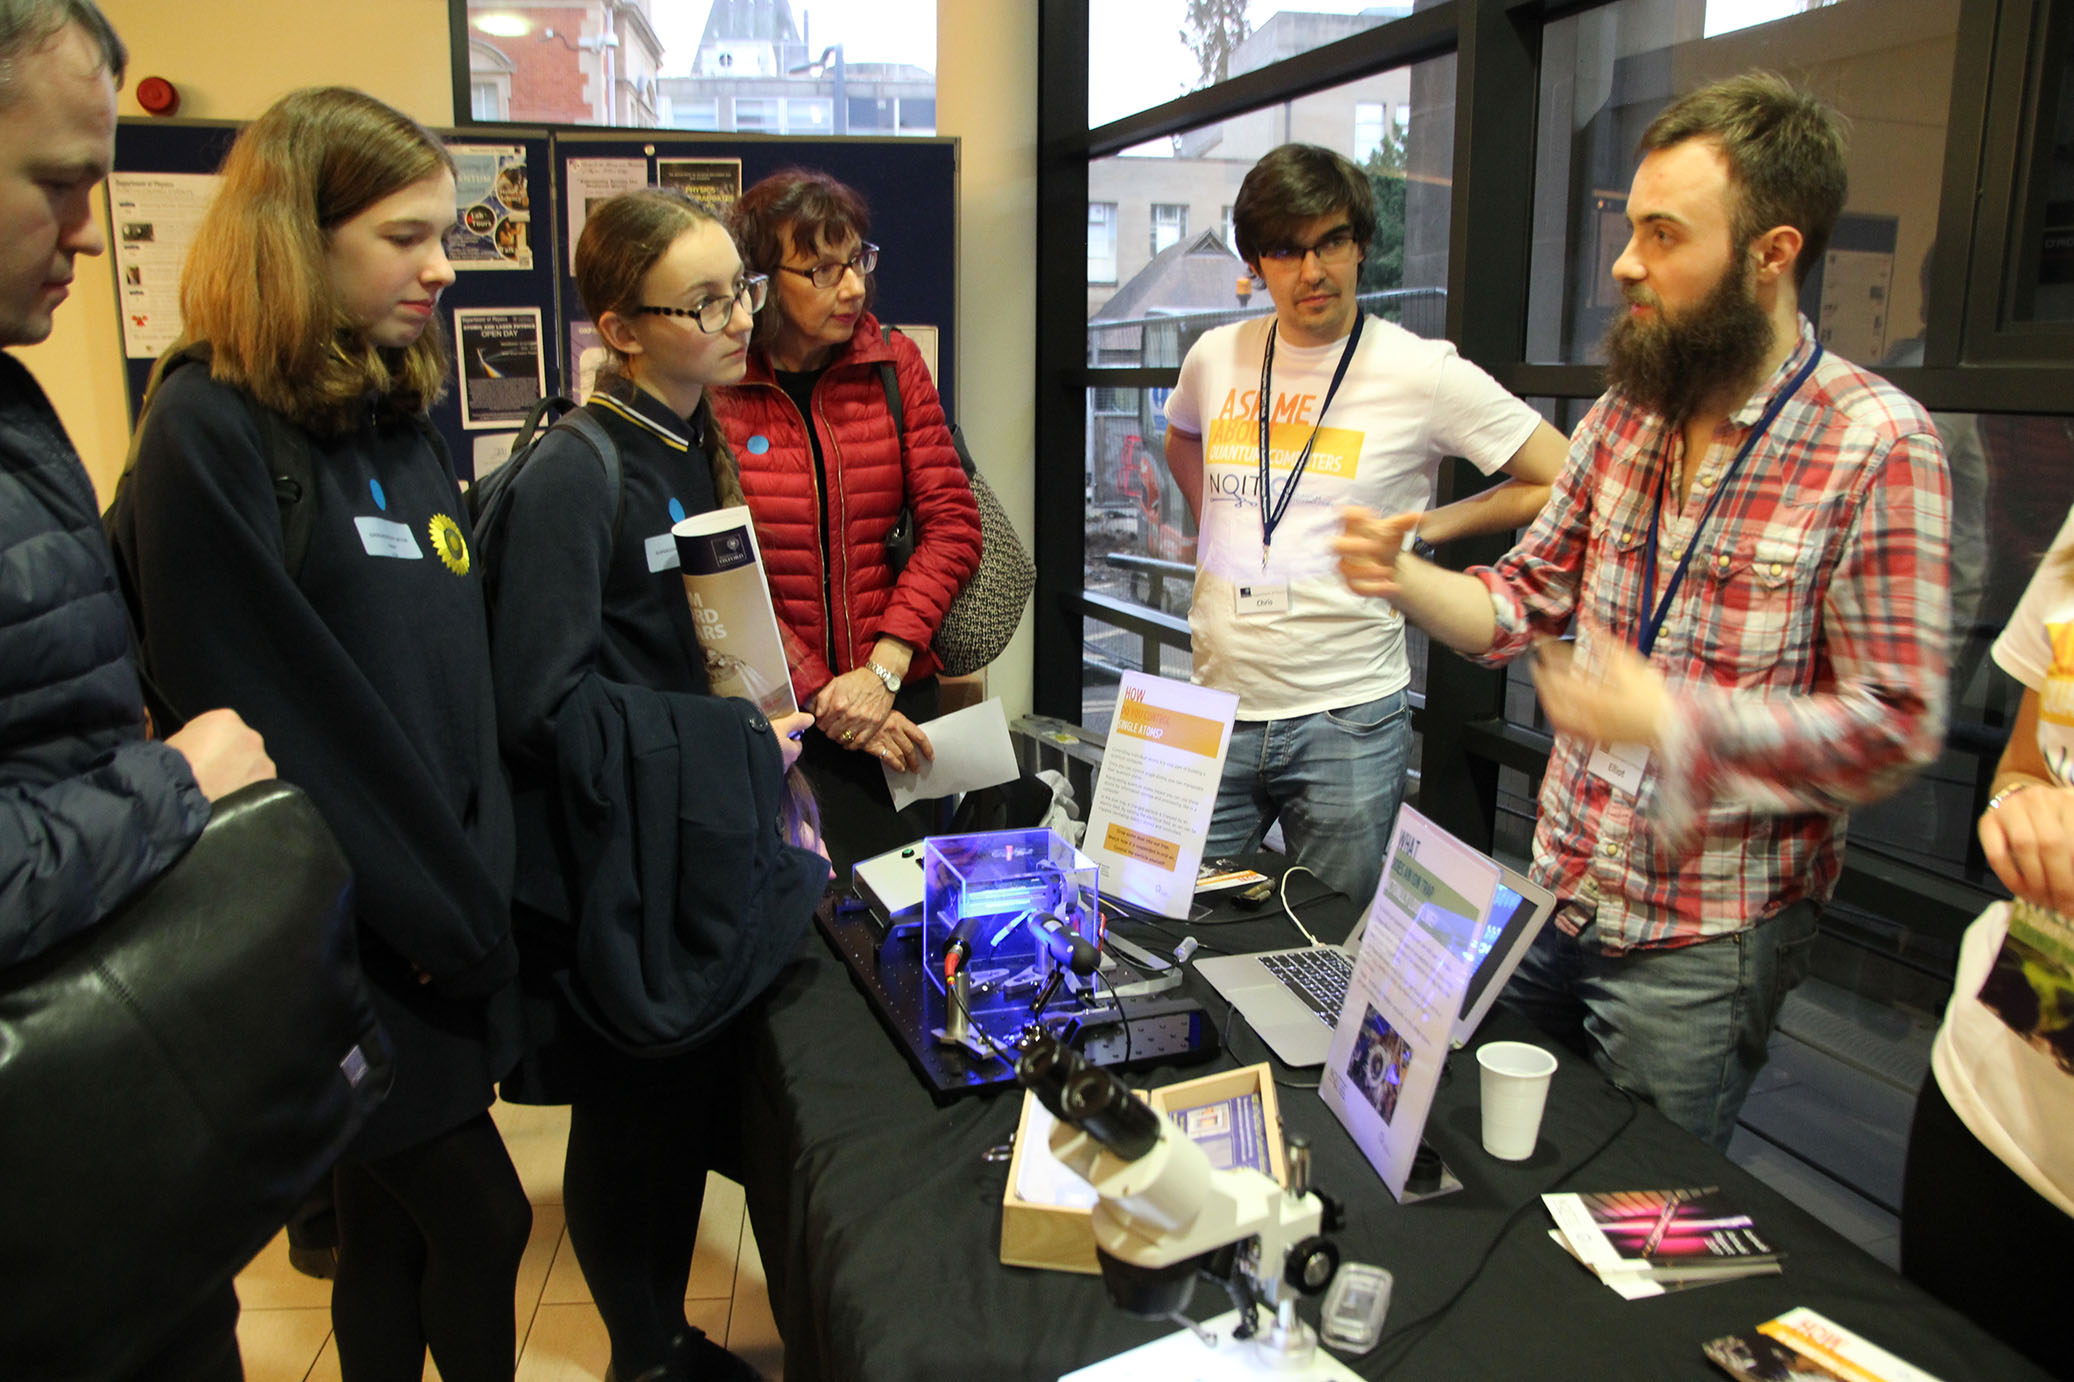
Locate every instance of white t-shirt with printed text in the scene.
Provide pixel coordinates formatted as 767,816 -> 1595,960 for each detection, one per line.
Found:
1934,502 -> 2074,1216
1165,313 -> 1540,719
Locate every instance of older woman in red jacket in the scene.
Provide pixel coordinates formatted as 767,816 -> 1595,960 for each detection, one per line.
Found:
714,168 -> 980,886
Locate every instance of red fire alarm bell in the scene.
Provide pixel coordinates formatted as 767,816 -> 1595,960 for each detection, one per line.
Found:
136,76 -> 179,116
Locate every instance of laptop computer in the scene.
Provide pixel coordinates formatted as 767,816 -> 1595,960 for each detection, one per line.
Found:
1194,840 -> 1556,1067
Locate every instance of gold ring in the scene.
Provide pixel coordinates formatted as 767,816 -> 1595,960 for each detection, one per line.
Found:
842,730 -> 855,743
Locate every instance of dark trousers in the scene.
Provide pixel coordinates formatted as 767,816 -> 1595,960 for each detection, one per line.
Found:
1901,1073 -> 2074,1374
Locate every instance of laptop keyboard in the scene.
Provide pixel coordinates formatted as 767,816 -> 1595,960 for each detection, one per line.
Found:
1260,948 -> 1353,1023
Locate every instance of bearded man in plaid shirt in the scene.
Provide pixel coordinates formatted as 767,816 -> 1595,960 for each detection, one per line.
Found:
1335,72 -> 1950,1150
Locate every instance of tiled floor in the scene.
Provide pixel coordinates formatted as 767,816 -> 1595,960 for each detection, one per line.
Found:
231,1101 -> 782,1382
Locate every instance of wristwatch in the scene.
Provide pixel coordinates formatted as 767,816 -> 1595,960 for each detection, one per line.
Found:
866,660 -> 903,695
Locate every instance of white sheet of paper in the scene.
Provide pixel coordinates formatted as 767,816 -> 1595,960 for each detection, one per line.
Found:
1060,1310 -> 1362,1380
1011,1098 -> 1100,1211
1082,673 -> 1239,918
1319,805 -> 1498,1200
882,697 -> 1019,811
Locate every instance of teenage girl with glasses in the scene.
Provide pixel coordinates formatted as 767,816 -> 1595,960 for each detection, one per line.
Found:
480,187 -> 826,1382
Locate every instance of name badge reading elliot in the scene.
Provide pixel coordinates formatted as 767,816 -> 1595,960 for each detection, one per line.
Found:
645,532 -> 680,573
355,515 -> 424,560
1585,742 -> 1651,795
1235,584 -> 1290,616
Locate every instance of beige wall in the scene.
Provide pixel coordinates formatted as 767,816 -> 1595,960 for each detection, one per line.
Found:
19,0 -> 1039,719
938,0 -> 1037,720
19,0 -> 458,498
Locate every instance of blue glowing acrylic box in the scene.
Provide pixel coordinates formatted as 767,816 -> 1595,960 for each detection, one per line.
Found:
921,828 -> 1102,996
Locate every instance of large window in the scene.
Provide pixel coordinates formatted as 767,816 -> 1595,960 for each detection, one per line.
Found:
457,1 -> 936,132
1525,0 -> 1964,366
2004,7 -> 2074,323
1089,1 -> 1403,128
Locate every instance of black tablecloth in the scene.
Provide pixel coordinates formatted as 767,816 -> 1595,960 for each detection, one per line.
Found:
736,866 -> 2047,1382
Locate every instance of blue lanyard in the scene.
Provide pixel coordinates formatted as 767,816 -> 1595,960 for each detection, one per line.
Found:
1257,313 -> 1365,567
1637,345 -> 1823,657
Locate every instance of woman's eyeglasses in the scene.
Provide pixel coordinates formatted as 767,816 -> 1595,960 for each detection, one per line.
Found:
637,273 -> 769,333
777,242 -> 879,290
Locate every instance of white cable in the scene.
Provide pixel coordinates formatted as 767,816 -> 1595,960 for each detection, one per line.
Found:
1279,865 -> 1324,948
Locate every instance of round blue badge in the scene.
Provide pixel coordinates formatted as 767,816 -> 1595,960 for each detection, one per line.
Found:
747,435 -> 770,455
669,497 -> 686,524
370,479 -> 387,511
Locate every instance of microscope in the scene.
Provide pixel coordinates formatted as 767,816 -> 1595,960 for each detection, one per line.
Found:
1017,1035 -> 1345,1370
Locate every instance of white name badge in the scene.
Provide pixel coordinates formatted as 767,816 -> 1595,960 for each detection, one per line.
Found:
355,516 -> 423,560
1586,741 -> 1651,794
1234,583 -> 1290,616
644,532 -> 680,573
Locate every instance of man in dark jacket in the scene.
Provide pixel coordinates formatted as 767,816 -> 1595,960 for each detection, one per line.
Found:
0,4 -> 271,1372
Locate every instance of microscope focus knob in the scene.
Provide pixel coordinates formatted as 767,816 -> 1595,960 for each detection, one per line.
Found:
1285,1235 -> 1341,1296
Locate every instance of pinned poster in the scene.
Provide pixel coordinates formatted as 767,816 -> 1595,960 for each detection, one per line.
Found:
1320,806 -> 1500,1200
1082,673 -> 1238,918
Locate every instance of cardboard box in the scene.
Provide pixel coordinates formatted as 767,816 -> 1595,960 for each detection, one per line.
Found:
998,1062 -> 1286,1275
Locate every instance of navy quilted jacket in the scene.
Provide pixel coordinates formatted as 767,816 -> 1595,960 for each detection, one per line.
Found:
0,353 -> 206,969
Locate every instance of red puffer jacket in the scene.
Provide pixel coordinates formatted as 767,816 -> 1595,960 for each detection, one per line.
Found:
711,315 -> 981,702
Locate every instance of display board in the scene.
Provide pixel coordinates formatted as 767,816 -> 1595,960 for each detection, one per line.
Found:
552,133 -> 958,421
104,120 -> 957,483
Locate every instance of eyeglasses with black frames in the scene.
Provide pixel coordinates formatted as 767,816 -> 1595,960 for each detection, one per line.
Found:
637,273 -> 769,333
777,242 -> 879,290
1256,230 -> 1362,267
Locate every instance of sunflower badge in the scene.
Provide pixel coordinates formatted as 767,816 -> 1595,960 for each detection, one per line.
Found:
429,513 -> 470,575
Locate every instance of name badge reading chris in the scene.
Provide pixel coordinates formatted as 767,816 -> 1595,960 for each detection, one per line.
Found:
1235,584 -> 1290,616
1586,741 -> 1651,795
645,532 -> 680,573
355,515 -> 424,560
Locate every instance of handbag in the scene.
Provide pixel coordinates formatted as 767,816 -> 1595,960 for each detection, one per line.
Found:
877,335 -> 1035,677
0,779 -> 392,1380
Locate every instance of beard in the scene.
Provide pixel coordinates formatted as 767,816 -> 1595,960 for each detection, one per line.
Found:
1602,253 -> 1774,421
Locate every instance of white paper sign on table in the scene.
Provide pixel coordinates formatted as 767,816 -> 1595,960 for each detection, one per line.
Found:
1081,673 -> 1239,919
1319,806 -> 1500,1199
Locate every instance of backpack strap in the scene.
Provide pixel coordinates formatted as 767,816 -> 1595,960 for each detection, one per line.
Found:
561,408 -> 625,549
123,341 -> 321,582
877,325 -> 905,443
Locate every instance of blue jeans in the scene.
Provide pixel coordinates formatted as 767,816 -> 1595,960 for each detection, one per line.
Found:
1203,691 -> 1412,910
1499,899 -> 1820,1150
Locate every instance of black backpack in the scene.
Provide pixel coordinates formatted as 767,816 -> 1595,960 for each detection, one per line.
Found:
103,343 -> 339,729
466,393 -> 622,617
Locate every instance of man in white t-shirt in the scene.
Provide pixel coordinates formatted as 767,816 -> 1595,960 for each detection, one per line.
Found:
1163,143 -> 1567,907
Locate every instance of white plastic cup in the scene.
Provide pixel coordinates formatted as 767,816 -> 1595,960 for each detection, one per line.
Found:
1476,1041 -> 1558,1160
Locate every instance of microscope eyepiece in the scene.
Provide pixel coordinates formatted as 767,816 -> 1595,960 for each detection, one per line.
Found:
1059,1067 -> 1162,1160
1015,1035 -> 1088,1118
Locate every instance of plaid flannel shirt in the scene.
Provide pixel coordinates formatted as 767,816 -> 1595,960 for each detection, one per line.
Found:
1469,320 -> 1950,953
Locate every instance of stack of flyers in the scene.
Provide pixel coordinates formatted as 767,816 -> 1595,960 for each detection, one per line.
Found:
1544,1187 -> 1783,1299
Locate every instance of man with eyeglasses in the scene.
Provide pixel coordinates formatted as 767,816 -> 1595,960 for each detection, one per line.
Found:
1163,142 -> 1568,910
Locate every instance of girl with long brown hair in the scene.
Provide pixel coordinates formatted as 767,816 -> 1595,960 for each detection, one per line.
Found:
110,87 -> 530,1381
481,187 -> 825,1382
